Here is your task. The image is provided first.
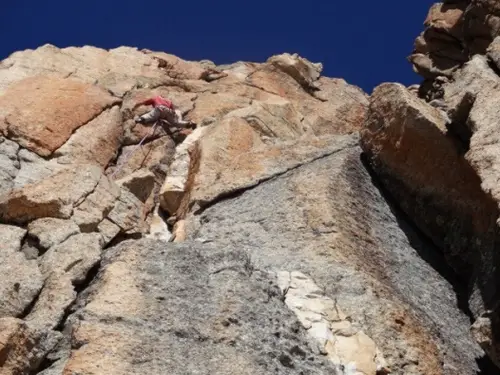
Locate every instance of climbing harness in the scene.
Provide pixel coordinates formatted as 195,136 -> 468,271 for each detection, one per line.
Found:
111,121 -> 160,179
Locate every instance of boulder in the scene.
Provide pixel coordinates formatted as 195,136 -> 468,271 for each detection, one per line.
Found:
409,0 -> 500,81
116,169 -> 156,203
97,218 -> 121,245
267,53 -> 323,90
443,55 -> 500,123
361,82 -> 494,278
13,149 -> 62,190
218,61 -> 259,80
72,174 -> 121,232
247,64 -> 313,103
0,225 -> 43,318
28,218 -> 80,251
39,233 -> 104,283
408,0 -> 497,78
463,0 -> 500,54
142,50 -> 208,80
0,75 -> 119,156
424,2 -> 465,38
0,165 -> 102,224
53,105 -> 123,167
107,188 -> 145,233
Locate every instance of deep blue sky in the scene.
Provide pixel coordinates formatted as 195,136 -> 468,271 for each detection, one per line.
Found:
1,1 -> 434,93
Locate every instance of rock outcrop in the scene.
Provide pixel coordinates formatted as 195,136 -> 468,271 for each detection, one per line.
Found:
1,16 -> 499,373
358,0 -> 500,371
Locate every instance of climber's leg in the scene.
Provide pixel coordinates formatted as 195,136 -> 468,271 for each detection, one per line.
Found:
170,109 -> 195,128
158,108 -> 192,127
154,108 -> 196,136
136,107 -> 162,124
156,107 -> 176,126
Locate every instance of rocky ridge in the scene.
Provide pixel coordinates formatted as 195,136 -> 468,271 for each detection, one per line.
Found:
361,0 -> 500,372
2,3 -> 500,373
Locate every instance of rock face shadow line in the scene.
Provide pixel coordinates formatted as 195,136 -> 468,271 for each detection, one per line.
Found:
359,152 -> 473,319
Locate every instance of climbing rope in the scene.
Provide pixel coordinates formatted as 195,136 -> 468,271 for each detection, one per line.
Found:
111,121 -> 159,179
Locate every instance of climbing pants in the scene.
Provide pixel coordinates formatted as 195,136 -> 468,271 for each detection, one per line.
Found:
138,106 -> 191,127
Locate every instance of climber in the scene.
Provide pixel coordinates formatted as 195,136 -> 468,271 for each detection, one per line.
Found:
133,95 -> 195,128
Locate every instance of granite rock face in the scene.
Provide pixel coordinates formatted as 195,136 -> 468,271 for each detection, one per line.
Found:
361,1 -> 500,369
0,38 -> 492,375
182,137 -> 481,375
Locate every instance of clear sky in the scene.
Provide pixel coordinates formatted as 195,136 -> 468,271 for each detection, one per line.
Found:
1,1 -> 435,93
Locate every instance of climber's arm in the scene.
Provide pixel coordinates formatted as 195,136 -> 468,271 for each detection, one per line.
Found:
133,98 -> 154,109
